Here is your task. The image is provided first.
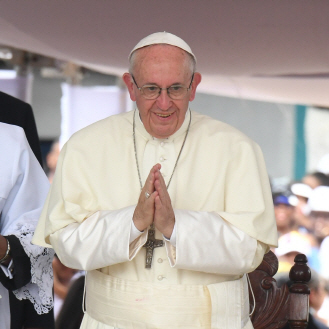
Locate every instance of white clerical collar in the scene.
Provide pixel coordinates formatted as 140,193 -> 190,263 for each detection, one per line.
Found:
134,108 -> 191,142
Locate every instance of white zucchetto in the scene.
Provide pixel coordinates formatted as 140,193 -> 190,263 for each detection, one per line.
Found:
129,31 -> 196,62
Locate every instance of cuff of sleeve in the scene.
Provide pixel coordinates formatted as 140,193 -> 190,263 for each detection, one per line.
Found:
164,220 -> 177,267
129,214 -> 148,260
163,224 -> 176,247
130,220 -> 144,244
0,259 -> 14,279
164,241 -> 176,267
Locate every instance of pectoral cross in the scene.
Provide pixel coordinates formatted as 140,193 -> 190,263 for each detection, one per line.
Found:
143,224 -> 164,268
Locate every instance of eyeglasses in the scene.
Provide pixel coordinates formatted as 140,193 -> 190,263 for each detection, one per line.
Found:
131,73 -> 194,100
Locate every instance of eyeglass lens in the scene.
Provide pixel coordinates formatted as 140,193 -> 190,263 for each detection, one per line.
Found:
142,85 -> 187,99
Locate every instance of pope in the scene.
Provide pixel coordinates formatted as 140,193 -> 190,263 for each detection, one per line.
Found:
33,32 -> 278,329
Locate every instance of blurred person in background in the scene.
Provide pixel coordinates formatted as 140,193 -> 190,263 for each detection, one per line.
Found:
274,194 -> 297,236
55,274 -> 85,329
307,186 -> 329,279
52,254 -> 78,319
273,193 -> 320,271
307,186 -> 329,327
303,172 -> 329,190
0,91 -> 43,166
308,270 -> 329,328
291,171 -> 329,233
0,122 -> 54,329
318,280 -> 329,328
291,183 -> 313,232
277,269 -> 329,329
46,141 -> 60,184
275,230 -> 319,273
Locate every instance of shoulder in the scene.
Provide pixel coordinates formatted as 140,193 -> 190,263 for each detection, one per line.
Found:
65,111 -> 133,149
190,110 -> 258,149
0,92 -> 32,129
0,123 -> 32,164
0,124 -> 32,189
0,91 -> 31,112
0,122 -> 26,143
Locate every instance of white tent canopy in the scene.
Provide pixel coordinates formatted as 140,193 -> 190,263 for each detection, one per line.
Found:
0,0 -> 329,106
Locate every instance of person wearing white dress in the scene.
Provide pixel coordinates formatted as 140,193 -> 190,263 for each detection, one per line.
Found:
0,122 -> 54,328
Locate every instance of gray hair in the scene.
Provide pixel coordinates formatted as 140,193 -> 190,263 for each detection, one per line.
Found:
129,44 -> 196,76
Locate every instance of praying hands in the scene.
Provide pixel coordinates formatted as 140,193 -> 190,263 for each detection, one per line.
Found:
133,164 -> 175,238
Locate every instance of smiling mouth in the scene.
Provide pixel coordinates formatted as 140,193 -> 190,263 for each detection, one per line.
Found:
156,113 -> 172,118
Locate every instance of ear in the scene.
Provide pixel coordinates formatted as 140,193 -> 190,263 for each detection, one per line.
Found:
122,73 -> 137,101
189,72 -> 202,102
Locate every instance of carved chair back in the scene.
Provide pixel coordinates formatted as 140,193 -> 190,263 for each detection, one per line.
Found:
248,251 -> 311,329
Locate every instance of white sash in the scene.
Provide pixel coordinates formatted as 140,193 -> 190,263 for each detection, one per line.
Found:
84,270 -> 253,329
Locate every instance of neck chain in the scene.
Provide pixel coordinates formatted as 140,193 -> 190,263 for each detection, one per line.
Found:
133,109 -> 192,191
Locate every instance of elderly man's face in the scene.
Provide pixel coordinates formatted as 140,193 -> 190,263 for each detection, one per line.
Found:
123,45 -> 201,138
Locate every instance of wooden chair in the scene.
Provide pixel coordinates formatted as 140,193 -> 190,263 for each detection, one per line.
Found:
248,250 -> 311,329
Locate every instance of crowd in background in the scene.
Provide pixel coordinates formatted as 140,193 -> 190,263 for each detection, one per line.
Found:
272,168 -> 329,328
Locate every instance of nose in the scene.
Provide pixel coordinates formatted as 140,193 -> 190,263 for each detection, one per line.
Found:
156,89 -> 172,110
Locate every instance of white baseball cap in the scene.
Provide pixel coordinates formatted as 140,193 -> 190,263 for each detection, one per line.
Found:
291,183 -> 312,199
276,231 -> 312,257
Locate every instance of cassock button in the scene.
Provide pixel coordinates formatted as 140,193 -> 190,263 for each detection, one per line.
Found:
160,142 -> 165,147
157,258 -> 163,263
157,275 -> 164,281
159,156 -> 165,162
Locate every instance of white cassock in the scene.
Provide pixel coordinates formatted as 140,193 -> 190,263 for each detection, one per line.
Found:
33,109 -> 278,329
0,122 -> 54,328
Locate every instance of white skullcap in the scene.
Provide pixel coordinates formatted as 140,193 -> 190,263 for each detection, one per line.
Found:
307,186 -> 329,212
129,31 -> 196,62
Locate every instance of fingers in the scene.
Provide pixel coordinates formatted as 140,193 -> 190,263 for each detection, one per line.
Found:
150,167 -> 175,237
133,194 -> 155,231
143,164 -> 162,199
134,164 -> 162,231
154,189 -> 175,238
144,166 -> 155,194
154,169 -> 169,200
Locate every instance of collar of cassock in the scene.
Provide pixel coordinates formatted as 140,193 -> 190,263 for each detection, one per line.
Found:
134,108 -> 191,143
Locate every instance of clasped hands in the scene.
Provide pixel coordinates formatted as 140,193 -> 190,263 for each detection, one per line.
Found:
133,164 -> 175,239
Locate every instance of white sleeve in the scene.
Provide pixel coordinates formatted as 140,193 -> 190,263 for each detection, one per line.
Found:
164,209 -> 267,275
130,220 -> 145,244
49,206 -> 148,270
